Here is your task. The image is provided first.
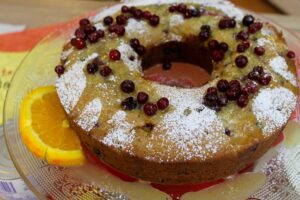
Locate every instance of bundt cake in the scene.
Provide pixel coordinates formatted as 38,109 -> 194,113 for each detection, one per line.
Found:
55,0 -> 299,184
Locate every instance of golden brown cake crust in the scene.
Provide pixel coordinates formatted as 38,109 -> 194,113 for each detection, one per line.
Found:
56,0 -> 299,184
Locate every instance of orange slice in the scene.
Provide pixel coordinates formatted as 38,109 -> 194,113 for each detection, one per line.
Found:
19,86 -> 85,166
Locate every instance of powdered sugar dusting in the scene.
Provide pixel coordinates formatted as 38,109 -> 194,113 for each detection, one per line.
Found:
126,18 -> 148,37
102,111 -> 135,152
169,14 -> 184,28
146,84 -> 228,161
252,87 -> 297,136
94,23 -> 106,31
269,56 -> 297,86
257,38 -> 272,47
60,48 -> 73,61
56,53 -> 98,114
76,98 -> 102,131
261,27 -> 273,36
117,42 -> 141,72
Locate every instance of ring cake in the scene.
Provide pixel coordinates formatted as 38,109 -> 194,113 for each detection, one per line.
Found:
55,0 -> 299,184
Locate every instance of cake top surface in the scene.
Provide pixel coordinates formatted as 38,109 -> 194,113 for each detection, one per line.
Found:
56,0 -> 298,162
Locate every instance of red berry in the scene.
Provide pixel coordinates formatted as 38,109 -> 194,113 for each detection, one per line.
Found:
79,18 -> 90,27
84,24 -> 96,34
75,28 -> 86,39
204,93 -> 218,107
87,63 -> 98,74
253,66 -> 264,74
135,45 -> 146,56
248,22 -> 263,34
212,50 -> 224,62
199,31 -> 210,41
103,16 -> 113,26
120,80 -> 135,93
137,92 -> 149,104
97,30 -> 105,38
237,43 -> 246,53
121,6 -> 130,13
237,94 -> 249,107
116,15 -> 128,25
242,15 -> 255,26
236,30 -> 249,41
201,25 -> 211,32
144,103 -> 158,116
218,18 -> 229,29
229,80 -> 241,90
100,66 -> 112,77
115,25 -> 126,36
109,49 -> 121,61
55,65 -> 65,76
207,87 -> 218,95
121,97 -> 137,110
149,15 -> 160,26
248,71 -> 260,81
219,42 -> 229,52
226,89 -> 240,100
217,79 -> 229,92
130,38 -> 140,49
157,97 -> 169,110
71,37 -> 86,50
235,55 -> 248,68
208,40 -> 219,51
245,80 -> 258,94
254,46 -> 265,56
129,6 -> 137,14
218,93 -> 228,107
133,9 -> 143,19
88,32 -> 100,43
259,74 -> 272,85
228,19 -> 236,28
84,24 -> 97,34
169,5 -> 177,13
143,11 -> 152,19
287,51 -> 296,59
177,3 -> 187,13
243,41 -> 250,49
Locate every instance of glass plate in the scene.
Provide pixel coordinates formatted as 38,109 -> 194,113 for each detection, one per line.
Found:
3,8 -> 300,200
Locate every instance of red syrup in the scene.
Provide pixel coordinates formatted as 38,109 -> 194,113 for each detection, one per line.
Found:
81,61 -> 289,199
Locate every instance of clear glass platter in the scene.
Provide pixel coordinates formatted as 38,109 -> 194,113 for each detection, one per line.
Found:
2,8 -> 300,200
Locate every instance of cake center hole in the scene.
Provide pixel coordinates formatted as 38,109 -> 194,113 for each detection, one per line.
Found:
142,40 -> 212,88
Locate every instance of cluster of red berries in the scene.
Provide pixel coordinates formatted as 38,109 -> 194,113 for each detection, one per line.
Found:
71,18 -> 105,50
204,79 -> 256,110
206,39 -> 229,62
247,66 -> 272,86
168,3 -> 204,19
199,25 -> 211,41
218,17 -> 237,29
117,5 -> 160,27
120,80 -> 169,116
104,6 -> 160,36
204,65 -> 272,110
243,15 -> 263,34
86,57 -> 113,77
130,38 -> 146,56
